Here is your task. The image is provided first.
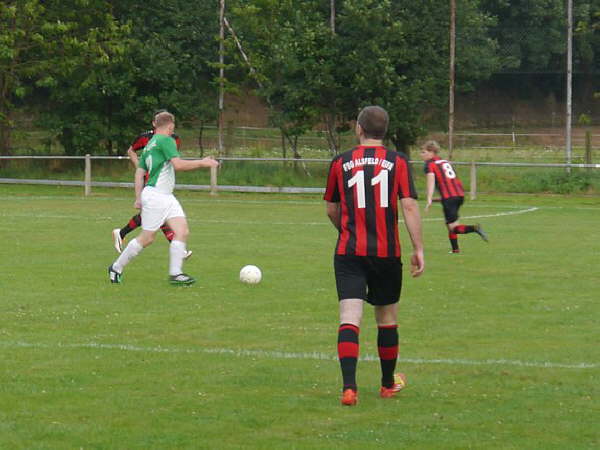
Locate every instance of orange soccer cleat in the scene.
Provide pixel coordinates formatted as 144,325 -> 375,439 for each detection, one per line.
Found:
341,389 -> 358,406
380,372 -> 407,398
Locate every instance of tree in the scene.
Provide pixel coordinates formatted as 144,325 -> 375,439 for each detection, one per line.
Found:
230,0 -> 333,158
111,0 -> 220,149
334,0 -> 499,154
40,0 -> 220,155
0,0 -> 127,154
232,0 -> 498,156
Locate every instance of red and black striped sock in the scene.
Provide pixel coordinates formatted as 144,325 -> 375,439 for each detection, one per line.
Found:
377,325 -> 398,388
454,224 -> 475,234
449,232 -> 459,252
337,323 -> 359,392
120,214 -> 142,239
161,224 -> 175,242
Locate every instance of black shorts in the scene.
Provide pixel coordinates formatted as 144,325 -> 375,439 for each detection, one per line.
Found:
442,196 -> 464,224
334,255 -> 403,306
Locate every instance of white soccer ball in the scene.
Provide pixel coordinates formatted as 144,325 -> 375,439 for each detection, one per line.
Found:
239,265 -> 262,284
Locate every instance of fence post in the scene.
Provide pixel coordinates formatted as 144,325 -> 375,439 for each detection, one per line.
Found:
469,161 -> 477,200
84,154 -> 92,196
585,130 -> 592,170
210,165 -> 218,196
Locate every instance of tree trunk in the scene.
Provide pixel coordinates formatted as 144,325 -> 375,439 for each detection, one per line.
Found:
0,81 -> 12,156
324,112 -> 339,155
105,138 -> 113,156
198,120 -> 204,157
391,132 -> 411,159
0,120 -> 11,155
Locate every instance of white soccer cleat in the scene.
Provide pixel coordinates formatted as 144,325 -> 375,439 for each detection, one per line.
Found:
184,250 -> 193,260
112,228 -> 123,254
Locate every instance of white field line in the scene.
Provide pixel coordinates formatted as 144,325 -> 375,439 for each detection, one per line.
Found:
3,341 -> 597,370
0,207 -> 539,225
3,193 -> 600,209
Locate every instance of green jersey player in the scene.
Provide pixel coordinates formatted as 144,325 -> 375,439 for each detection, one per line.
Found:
108,111 -> 220,286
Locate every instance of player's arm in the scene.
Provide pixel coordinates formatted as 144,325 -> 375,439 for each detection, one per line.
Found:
326,201 -> 341,232
127,146 -> 139,168
134,168 -> 146,209
170,156 -> 220,171
425,173 -> 436,212
400,197 -> 425,277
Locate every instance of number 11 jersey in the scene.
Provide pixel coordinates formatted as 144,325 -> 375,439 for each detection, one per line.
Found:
324,145 -> 417,257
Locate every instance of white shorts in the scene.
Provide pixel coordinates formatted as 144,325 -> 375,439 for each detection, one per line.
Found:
140,187 -> 186,231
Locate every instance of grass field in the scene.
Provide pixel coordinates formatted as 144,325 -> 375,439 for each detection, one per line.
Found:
0,185 -> 598,449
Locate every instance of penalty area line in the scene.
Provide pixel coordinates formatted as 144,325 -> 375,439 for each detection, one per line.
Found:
4,341 -> 597,370
417,206 -> 539,223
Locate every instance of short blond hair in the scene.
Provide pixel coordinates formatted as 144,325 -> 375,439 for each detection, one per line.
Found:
422,140 -> 441,154
154,111 -> 175,128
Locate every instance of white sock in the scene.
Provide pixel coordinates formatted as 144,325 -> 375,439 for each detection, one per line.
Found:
113,238 -> 143,273
169,240 -> 187,276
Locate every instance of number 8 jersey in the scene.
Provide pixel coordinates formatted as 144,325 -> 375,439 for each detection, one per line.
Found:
324,145 -> 417,257
423,155 -> 464,200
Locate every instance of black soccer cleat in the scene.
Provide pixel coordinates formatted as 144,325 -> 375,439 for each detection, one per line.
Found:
108,265 -> 122,284
169,273 -> 196,286
474,224 -> 489,242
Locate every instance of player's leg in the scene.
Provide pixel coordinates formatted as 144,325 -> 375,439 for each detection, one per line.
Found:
109,229 -> 156,283
112,213 -> 142,253
160,222 -> 193,259
164,204 -> 195,285
374,303 -> 399,390
369,257 -> 406,398
447,223 -> 460,253
448,197 -> 488,241
334,255 -> 366,406
450,222 -> 489,242
443,198 -> 463,252
338,299 -> 363,405
109,189 -> 164,283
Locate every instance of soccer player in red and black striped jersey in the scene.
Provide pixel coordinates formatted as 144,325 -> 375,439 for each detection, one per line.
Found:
111,110 -> 190,258
420,140 -> 488,253
324,106 -> 425,406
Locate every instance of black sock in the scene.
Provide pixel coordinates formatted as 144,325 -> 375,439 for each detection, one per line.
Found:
449,232 -> 459,251
378,325 -> 398,388
120,214 -> 142,239
454,225 -> 475,234
337,324 -> 359,392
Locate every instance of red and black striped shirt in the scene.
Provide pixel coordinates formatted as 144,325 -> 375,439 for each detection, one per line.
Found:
424,156 -> 464,199
324,145 -> 417,257
131,130 -> 181,152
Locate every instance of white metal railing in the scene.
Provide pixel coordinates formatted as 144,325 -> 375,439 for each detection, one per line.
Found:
0,154 -> 599,198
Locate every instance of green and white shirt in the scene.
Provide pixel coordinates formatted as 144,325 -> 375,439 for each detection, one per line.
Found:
138,134 -> 180,194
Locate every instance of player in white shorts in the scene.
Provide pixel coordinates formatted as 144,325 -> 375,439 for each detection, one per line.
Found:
108,111 -> 219,286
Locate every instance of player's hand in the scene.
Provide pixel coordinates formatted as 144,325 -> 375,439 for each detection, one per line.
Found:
201,157 -> 220,168
134,199 -> 141,210
425,201 -> 432,213
410,251 -> 425,278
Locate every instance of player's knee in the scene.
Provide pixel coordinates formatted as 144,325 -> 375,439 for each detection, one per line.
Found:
175,227 -> 189,241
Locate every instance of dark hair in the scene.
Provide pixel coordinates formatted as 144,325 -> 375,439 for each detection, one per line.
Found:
357,106 -> 389,140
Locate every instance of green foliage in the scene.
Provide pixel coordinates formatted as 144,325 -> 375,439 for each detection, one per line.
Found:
0,0 -> 131,154
232,0 -> 499,155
